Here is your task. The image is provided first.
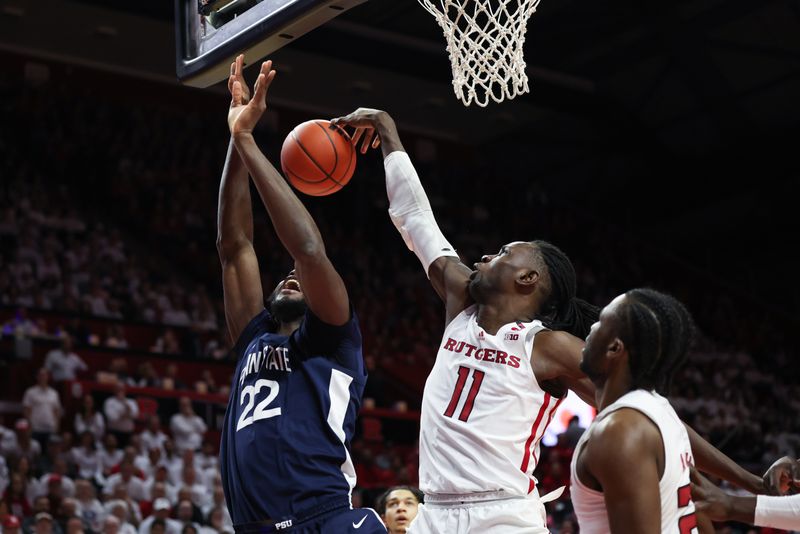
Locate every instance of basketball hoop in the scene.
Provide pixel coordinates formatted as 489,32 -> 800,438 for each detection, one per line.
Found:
417,0 -> 541,107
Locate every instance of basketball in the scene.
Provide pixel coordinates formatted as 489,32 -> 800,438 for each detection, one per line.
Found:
280,119 -> 356,196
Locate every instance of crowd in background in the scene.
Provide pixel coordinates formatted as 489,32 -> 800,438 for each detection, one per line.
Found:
1,59 -> 798,533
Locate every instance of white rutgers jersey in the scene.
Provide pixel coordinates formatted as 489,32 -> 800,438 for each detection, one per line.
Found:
419,305 -> 563,497
570,389 -> 698,534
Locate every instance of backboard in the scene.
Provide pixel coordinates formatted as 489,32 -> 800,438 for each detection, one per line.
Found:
176,0 -> 367,88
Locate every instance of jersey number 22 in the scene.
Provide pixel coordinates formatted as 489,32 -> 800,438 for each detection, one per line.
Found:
237,379 -> 281,431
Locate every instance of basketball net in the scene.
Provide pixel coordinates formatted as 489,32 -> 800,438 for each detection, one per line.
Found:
418,0 -> 541,107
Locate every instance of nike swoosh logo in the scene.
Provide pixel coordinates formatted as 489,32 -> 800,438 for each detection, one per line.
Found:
352,515 -> 367,529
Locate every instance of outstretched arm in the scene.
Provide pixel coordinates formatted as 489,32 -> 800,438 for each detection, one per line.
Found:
332,108 -> 472,324
229,60 -> 348,326
534,330 -> 763,492
692,467 -> 800,529
217,55 -> 264,343
685,425 -> 763,493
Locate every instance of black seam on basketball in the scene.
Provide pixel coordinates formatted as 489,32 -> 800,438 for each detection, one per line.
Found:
287,167 -> 341,195
283,161 -> 329,184
284,165 -> 341,195
290,129 -> 343,186
314,120 -> 339,177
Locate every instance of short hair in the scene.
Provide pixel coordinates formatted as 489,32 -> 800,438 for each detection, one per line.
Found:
376,486 -> 424,516
618,288 -> 695,395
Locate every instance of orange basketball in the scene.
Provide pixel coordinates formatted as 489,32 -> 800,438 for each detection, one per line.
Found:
280,119 -> 356,196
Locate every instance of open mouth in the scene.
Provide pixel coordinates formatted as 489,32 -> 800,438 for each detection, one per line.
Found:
283,279 -> 301,292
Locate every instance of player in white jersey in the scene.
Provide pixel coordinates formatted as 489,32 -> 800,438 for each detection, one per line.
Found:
570,288 -> 710,534
331,109 -> 767,533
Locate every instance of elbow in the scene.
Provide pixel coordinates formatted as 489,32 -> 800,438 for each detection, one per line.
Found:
216,234 -> 248,262
293,240 -> 325,262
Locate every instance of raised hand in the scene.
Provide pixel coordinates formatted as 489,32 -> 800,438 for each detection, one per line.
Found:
330,107 -> 389,154
228,59 -> 276,137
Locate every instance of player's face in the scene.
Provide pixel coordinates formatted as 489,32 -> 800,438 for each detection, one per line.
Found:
580,294 -> 626,382
469,241 -> 536,300
382,489 -> 420,534
268,270 -> 308,323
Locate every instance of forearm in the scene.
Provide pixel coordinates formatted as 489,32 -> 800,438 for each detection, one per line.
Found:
687,424 -> 763,492
217,138 -> 254,255
383,144 -> 457,276
754,494 -> 800,529
233,134 -> 325,259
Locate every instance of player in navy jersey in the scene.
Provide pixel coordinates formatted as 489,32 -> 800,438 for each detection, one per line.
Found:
215,55 -> 385,533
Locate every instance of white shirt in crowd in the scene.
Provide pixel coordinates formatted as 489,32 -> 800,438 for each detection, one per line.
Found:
35,473 -> 75,499
138,515 -> 182,534
74,412 -> 106,441
44,348 -> 88,381
99,448 -> 125,474
169,413 -> 207,453
140,429 -> 168,455
76,497 -> 105,532
104,396 -> 139,433
22,385 -> 62,433
103,473 -> 148,502
70,446 -> 102,480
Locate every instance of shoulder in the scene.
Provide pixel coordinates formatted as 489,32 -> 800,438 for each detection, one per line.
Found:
588,408 -> 662,463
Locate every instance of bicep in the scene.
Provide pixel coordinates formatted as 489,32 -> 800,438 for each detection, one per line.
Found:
294,254 -> 349,326
221,242 -> 265,342
428,256 -> 473,324
532,331 -> 595,406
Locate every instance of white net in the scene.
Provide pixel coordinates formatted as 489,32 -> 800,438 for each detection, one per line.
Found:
418,0 -> 541,107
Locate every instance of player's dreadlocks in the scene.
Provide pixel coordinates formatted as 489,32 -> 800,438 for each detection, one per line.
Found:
531,240 -> 599,339
619,288 -> 695,395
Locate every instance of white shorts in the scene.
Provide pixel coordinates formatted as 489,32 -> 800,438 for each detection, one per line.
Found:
406,491 -> 548,534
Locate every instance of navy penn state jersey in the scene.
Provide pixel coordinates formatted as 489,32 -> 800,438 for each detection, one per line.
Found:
220,306 -> 366,528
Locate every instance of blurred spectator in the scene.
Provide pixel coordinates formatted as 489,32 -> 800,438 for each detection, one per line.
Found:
6,421 -> 41,464
98,435 -> 124,478
137,499 -> 179,534
63,517 -> 83,534
32,512 -> 55,534
73,481 -> 102,533
43,338 -> 86,382
103,461 -> 147,503
103,385 -> 139,448
173,501 -> 199,534
169,400 -> 205,454
150,331 -> 180,356
69,432 -> 100,482
2,308 -> 43,338
73,396 -> 105,443
131,363 -> 160,389
22,370 -> 62,449
1,474 -> 31,520
140,417 -> 167,458
101,515 -> 121,534
557,416 -> 585,450
160,366 -> 186,392
104,326 -> 129,350
3,515 -> 22,534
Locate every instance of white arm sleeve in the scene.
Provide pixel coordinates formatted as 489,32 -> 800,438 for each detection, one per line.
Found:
384,151 -> 459,276
754,494 -> 800,529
